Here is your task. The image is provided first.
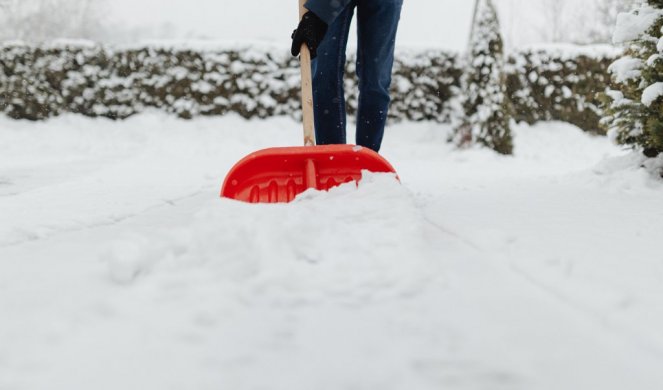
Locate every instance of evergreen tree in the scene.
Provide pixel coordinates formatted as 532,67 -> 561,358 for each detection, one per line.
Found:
454,0 -> 513,155
602,0 -> 663,157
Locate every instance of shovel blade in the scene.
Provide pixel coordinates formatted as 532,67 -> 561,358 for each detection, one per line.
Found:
221,145 -> 397,203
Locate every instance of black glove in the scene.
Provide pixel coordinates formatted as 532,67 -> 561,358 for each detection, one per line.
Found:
291,11 -> 328,59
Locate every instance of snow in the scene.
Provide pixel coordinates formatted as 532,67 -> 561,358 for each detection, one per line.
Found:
613,5 -> 663,44
609,56 -> 643,83
1,113 -> 663,389
605,89 -> 630,109
519,43 -> 622,60
642,82 -> 663,106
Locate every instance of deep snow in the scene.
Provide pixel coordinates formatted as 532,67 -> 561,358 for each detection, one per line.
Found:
1,114 -> 663,389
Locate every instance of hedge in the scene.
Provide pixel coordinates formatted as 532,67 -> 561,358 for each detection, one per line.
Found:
505,44 -> 621,134
0,41 -> 620,133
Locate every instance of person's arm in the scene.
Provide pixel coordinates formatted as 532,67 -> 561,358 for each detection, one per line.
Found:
291,0 -> 352,58
303,0 -> 352,25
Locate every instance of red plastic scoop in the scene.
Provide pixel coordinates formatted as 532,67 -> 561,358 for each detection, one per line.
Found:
220,0 -> 398,203
221,145 -> 396,203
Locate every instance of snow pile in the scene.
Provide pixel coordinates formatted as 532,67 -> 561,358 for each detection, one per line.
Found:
593,151 -> 663,189
102,172 -> 439,303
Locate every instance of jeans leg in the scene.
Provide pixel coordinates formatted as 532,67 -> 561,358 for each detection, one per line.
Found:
311,2 -> 356,145
355,0 -> 403,152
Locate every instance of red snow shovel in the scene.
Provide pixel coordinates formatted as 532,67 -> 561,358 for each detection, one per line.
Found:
220,0 -> 397,204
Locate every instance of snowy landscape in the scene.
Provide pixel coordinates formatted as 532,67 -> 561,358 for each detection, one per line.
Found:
2,0 -> 663,389
2,114 -> 663,389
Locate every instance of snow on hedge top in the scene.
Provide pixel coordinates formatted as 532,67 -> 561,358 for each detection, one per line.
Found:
613,5 -> 663,44
516,43 -> 623,60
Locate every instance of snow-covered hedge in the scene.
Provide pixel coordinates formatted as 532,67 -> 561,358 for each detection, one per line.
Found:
0,42 -> 303,120
0,41 -> 619,132
506,44 -> 622,134
0,42 -> 460,122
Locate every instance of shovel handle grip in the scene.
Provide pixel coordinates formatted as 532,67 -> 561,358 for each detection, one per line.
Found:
299,0 -> 315,146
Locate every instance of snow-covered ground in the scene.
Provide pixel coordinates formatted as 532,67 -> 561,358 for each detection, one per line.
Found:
1,114 -> 663,389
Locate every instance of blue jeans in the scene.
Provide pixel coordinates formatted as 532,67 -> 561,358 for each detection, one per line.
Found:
311,0 -> 403,152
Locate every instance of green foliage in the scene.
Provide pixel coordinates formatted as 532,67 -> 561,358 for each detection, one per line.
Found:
508,47 -> 619,135
602,1 -> 663,156
455,0 -> 513,155
0,41 -> 617,136
0,42 -> 460,123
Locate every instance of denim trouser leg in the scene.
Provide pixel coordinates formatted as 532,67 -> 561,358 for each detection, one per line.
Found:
311,0 -> 402,152
311,2 -> 355,146
356,0 -> 403,152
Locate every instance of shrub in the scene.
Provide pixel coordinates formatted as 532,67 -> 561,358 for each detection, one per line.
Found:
0,40 -> 620,138
508,44 -> 621,134
454,0 -> 513,155
602,1 -> 663,157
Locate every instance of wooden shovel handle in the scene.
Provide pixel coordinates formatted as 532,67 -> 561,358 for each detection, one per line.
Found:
299,0 -> 315,146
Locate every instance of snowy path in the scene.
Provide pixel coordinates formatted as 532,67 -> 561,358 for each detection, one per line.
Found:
1,114 -> 662,390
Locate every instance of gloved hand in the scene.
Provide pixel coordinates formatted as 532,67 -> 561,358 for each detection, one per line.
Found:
291,11 -> 328,59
